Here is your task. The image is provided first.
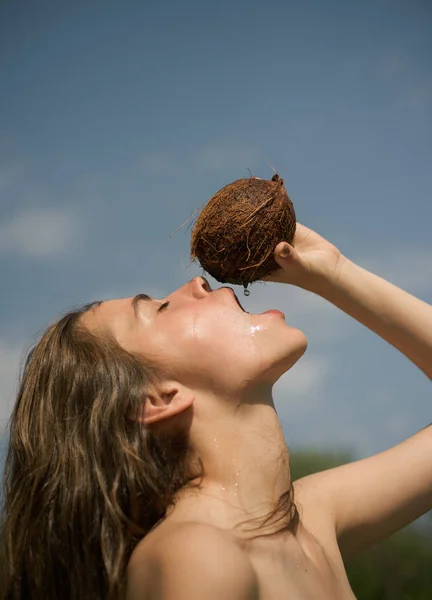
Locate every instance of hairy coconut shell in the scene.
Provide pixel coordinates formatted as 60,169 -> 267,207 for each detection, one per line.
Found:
190,174 -> 296,286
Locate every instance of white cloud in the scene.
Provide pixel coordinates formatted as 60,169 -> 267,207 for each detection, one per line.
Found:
0,340 -> 27,431
274,354 -> 332,400
0,208 -> 80,258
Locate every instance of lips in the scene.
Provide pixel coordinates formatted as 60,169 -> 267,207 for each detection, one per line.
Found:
219,287 -> 285,318
261,309 -> 285,318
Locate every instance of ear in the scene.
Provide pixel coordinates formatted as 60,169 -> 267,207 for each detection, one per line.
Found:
137,382 -> 195,425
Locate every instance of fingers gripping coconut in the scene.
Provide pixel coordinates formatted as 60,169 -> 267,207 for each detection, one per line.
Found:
190,174 -> 342,294
266,223 -> 343,293
190,174 -> 296,292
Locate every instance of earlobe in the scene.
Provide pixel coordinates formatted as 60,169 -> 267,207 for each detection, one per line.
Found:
137,384 -> 194,426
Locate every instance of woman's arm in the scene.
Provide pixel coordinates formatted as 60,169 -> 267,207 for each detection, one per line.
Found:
267,223 -> 432,379
266,224 -> 432,559
317,256 -> 432,379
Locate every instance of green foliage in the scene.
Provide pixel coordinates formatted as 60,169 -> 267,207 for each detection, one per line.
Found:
347,527 -> 432,600
290,448 -> 354,481
290,448 -> 432,600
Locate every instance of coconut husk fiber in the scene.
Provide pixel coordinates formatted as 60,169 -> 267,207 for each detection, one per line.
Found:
190,174 -> 296,286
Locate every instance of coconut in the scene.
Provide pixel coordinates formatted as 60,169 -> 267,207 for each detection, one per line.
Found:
190,174 -> 296,287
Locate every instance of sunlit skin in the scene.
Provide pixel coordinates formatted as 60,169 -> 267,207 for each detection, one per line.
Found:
81,276 -> 308,531
82,225 -> 432,599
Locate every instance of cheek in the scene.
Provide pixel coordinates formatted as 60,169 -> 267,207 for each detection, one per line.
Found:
151,310 -> 267,382
191,311 -> 264,368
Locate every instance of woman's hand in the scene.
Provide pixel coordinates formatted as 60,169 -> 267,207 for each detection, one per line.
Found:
263,223 -> 344,293
266,222 -> 432,382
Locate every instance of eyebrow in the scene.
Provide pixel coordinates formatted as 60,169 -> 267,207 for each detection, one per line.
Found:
82,300 -> 103,314
132,293 -> 153,319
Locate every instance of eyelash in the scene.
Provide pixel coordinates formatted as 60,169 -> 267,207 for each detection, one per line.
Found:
158,301 -> 170,313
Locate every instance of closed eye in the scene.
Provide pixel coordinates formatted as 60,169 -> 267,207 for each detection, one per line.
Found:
158,301 -> 170,313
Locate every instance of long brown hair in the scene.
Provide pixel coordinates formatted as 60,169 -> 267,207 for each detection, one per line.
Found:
0,304 -> 198,600
0,302 -> 298,600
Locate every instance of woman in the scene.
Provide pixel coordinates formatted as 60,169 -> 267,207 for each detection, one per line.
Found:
1,224 -> 431,600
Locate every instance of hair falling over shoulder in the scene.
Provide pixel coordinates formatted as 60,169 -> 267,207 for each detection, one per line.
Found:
0,305 -> 197,600
0,303 -> 299,600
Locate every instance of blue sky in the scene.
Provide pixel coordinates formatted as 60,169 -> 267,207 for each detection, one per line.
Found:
1,0 -> 431,473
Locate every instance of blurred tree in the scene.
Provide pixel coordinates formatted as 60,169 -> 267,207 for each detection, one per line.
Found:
290,449 -> 432,600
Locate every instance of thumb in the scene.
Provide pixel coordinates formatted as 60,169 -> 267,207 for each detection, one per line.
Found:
275,242 -> 292,260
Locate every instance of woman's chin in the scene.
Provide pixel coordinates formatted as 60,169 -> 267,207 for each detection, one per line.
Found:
280,330 -> 308,370
281,326 -> 308,354
259,338 -> 308,384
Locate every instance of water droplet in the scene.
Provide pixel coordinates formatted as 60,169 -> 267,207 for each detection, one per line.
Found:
243,288 -> 250,297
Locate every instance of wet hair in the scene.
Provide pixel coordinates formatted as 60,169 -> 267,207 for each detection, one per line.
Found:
0,303 -> 298,600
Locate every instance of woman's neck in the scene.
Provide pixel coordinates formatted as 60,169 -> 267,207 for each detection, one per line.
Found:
168,391 -> 294,536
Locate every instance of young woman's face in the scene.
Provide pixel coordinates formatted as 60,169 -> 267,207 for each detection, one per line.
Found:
82,277 -> 307,395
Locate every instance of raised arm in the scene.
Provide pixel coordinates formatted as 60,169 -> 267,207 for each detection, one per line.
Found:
317,257 -> 432,379
267,223 -> 432,380
266,224 -> 432,559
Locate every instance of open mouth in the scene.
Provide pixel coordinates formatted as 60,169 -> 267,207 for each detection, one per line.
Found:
228,288 -> 248,313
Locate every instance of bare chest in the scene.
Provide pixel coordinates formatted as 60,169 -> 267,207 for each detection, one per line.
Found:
242,527 -> 356,600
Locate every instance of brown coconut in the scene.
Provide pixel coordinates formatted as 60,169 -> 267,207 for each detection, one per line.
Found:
190,174 -> 296,286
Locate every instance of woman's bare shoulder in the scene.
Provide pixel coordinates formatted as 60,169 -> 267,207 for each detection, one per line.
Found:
130,519 -> 235,557
127,521 -> 258,600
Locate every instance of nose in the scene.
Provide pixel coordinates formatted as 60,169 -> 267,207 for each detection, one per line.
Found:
170,277 -> 212,302
192,276 -> 212,296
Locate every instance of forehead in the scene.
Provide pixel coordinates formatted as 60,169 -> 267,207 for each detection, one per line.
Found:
81,297 -> 135,337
